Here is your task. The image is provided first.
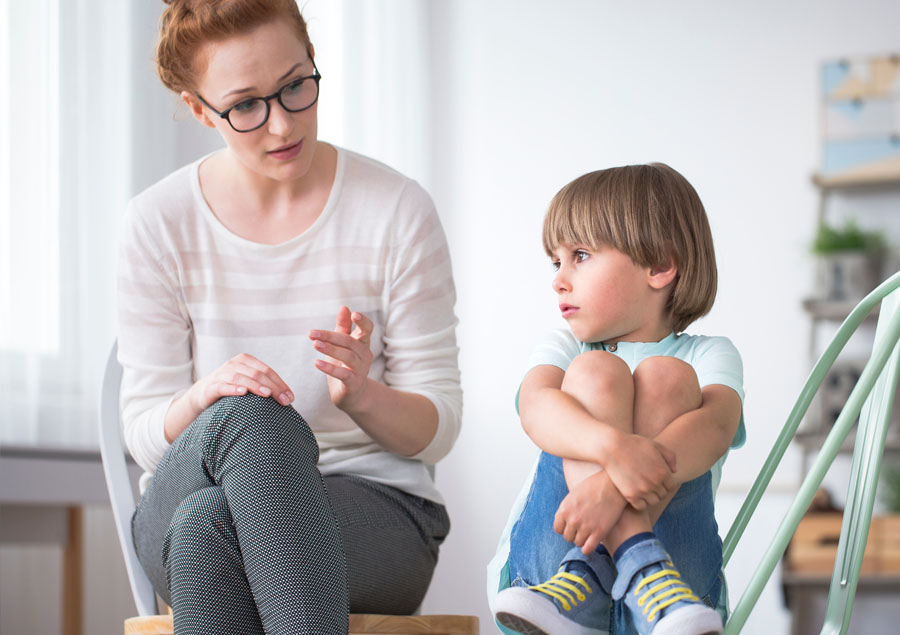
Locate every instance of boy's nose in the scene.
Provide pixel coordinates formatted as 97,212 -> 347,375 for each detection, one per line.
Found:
552,272 -> 569,293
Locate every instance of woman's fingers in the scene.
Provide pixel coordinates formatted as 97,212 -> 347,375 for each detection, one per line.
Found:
314,358 -> 353,381
311,338 -> 360,369
351,311 -> 374,344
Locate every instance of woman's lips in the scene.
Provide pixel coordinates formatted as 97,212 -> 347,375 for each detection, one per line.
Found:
560,304 -> 578,318
268,139 -> 303,160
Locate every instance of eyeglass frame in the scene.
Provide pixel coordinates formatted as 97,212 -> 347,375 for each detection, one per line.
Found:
195,61 -> 322,133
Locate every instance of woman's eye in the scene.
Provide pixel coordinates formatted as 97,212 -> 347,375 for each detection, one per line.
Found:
284,79 -> 304,95
232,99 -> 260,114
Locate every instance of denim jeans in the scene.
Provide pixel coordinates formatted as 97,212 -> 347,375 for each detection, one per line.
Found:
504,452 -> 724,634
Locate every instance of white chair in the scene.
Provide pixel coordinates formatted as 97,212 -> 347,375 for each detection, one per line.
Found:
98,340 -> 478,635
98,340 -> 160,618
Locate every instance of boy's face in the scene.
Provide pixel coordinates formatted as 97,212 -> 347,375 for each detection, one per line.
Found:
550,243 -> 672,344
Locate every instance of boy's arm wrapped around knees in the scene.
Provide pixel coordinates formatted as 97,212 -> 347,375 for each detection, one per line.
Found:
650,383 -> 742,484
518,364 -> 677,509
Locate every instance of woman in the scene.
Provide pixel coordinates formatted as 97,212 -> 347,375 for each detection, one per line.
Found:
120,2 -> 461,633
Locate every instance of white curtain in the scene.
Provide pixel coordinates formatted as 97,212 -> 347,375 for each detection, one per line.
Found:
0,0 -> 130,447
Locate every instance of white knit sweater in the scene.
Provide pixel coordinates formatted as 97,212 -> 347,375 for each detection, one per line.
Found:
116,147 -> 461,503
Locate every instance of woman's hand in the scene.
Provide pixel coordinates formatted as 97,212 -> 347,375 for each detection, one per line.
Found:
603,431 -> 677,510
165,353 -> 294,442
309,306 -> 374,413
554,470 -> 627,554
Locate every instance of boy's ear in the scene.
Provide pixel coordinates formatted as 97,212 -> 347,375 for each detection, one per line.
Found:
647,259 -> 678,290
181,91 -> 217,129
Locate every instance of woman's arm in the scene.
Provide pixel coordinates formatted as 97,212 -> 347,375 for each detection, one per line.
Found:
310,306 -> 438,457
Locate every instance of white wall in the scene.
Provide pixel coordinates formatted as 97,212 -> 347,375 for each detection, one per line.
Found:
413,1 -> 900,633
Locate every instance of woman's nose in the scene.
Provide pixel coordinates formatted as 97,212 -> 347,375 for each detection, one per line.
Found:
266,100 -> 294,136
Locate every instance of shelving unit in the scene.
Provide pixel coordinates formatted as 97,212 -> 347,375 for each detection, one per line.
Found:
786,166 -> 900,634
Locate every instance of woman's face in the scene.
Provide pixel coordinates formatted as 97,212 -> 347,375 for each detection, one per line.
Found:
187,19 -> 318,183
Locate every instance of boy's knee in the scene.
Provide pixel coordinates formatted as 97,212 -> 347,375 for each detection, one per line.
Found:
634,356 -> 700,397
563,350 -> 632,399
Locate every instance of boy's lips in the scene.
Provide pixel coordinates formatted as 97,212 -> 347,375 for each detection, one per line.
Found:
559,303 -> 578,318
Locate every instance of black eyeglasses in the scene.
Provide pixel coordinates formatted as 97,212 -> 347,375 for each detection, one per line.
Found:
196,62 -> 322,133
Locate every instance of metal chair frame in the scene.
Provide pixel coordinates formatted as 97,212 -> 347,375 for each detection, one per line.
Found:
723,271 -> 900,634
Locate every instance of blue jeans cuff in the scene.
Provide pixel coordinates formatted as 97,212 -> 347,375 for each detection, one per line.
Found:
561,546 -> 616,595
610,535 -> 669,600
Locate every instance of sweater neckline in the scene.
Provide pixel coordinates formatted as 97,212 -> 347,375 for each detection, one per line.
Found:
190,145 -> 345,251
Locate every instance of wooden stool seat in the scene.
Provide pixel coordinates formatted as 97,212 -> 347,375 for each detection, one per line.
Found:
124,612 -> 479,634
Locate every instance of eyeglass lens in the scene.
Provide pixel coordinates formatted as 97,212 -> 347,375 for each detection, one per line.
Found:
228,76 -> 319,132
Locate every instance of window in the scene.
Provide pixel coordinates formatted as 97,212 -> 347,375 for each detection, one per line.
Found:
0,0 -> 60,354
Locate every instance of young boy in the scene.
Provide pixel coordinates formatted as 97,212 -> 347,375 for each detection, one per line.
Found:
488,164 -> 745,635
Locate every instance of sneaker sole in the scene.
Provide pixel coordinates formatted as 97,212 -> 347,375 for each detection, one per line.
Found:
652,602 -> 723,635
493,587 -> 609,635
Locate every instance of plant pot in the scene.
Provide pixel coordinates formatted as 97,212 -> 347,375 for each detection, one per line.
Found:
816,250 -> 881,302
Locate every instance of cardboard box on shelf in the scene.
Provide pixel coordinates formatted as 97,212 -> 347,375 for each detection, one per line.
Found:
787,513 -> 900,575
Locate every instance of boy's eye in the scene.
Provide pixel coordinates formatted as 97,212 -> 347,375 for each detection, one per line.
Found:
551,260 -> 560,272
574,250 -> 590,263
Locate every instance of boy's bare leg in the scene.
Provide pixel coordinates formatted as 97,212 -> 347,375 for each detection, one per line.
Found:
559,351 -> 634,488
559,353 -> 702,554
603,356 -> 702,552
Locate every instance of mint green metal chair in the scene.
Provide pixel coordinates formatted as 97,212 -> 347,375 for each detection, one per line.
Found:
723,271 -> 900,634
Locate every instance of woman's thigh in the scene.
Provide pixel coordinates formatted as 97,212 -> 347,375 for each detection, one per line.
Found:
324,474 -> 450,615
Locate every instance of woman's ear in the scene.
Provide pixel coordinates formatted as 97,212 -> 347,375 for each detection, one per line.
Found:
181,91 -> 216,128
647,259 -> 678,290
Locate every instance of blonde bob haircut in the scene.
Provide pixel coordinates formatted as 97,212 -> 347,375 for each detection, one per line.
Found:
542,163 -> 717,334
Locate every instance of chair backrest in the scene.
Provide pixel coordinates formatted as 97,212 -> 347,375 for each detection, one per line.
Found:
98,340 -> 159,616
722,272 -> 900,634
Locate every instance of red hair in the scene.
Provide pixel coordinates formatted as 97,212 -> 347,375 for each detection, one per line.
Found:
157,0 -> 311,93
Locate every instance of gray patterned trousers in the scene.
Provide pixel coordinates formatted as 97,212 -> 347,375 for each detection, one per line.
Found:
132,394 -> 450,635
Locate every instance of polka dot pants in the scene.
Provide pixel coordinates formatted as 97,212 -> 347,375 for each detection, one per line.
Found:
132,394 -> 449,635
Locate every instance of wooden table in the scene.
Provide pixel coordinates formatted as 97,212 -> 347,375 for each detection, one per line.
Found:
0,443 -> 143,635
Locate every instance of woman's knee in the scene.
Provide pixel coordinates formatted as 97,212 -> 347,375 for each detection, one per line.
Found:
202,393 -> 318,462
162,487 -> 236,568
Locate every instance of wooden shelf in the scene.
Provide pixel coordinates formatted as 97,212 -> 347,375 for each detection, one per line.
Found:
783,569 -> 900,588
813,162 -> 900,190
802,297 -> 879,322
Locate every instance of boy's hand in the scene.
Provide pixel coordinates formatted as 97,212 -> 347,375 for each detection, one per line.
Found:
554,470 -> 627,554
604,432 -> 677,510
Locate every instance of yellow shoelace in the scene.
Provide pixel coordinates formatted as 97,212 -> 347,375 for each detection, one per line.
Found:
633,561 -> 699,623
529,570 -> 594,612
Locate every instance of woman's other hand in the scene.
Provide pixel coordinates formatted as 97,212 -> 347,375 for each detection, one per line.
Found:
165,353 -> 294,442
309,306 -> 374,413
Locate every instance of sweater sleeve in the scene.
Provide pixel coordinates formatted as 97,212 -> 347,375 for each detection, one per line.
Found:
116,198 -> 193,473
382,182 -> 462,465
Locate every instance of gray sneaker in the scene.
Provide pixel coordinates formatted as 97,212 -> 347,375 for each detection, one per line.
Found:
494,566 -> 609,635
613,537 -> 722,635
